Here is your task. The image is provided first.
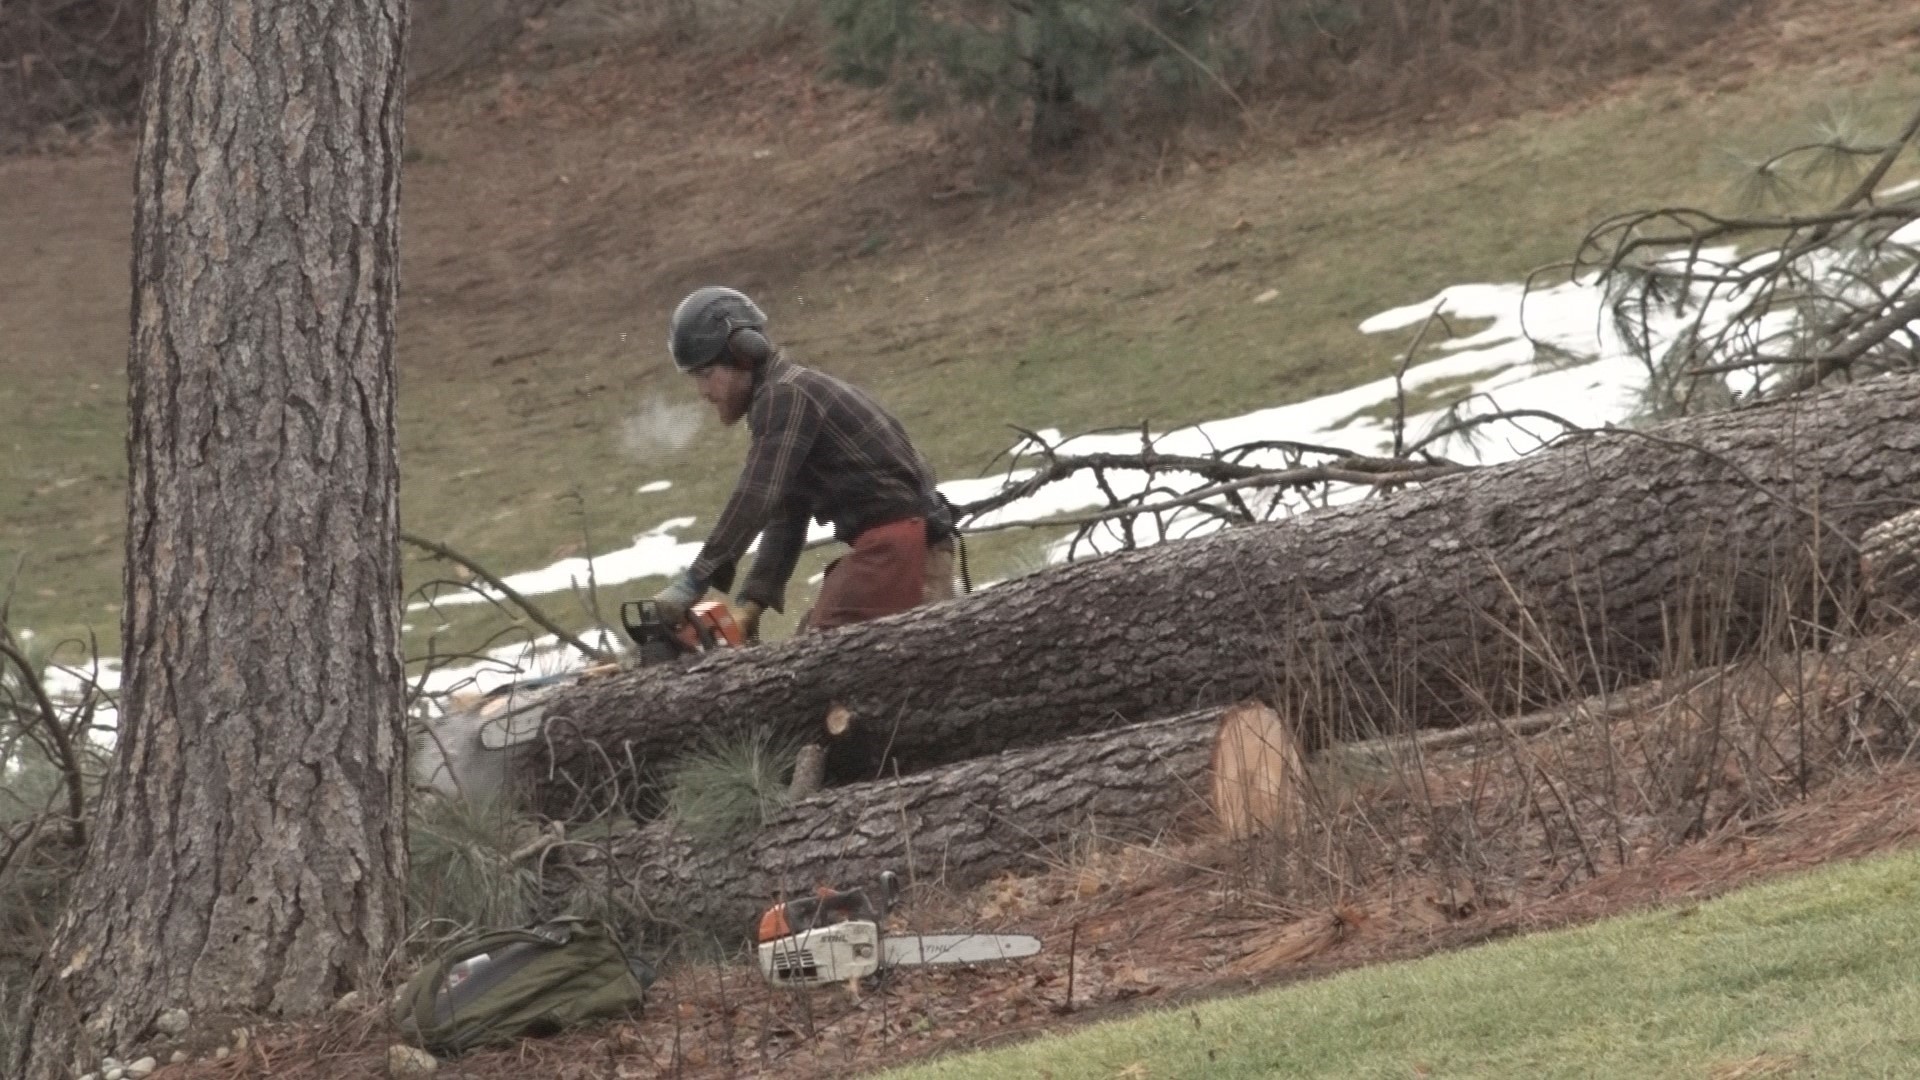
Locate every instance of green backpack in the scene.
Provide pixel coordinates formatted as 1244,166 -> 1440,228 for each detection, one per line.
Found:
393,917 -> 654,1056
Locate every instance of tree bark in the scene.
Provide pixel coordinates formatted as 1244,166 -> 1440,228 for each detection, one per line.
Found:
12,2 -> 410,1076
554,705 -> 1240,941
520,375 -> 1920,819
1862,507 -> 1920,624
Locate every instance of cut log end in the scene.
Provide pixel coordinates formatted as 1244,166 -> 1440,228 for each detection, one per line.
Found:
822,702 -> 884,785
1209,702 -> 1305,840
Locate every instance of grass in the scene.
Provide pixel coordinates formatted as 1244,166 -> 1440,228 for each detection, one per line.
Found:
882,848 -> 1920,1079
4,39 -> 1920,658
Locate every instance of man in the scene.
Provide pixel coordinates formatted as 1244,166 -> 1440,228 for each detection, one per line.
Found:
651,286 -> 956,641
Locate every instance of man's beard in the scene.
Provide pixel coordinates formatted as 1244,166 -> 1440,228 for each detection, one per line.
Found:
716,391 -> 751,427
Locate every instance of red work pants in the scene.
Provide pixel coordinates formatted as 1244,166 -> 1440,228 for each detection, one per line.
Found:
806,517 -> 930,631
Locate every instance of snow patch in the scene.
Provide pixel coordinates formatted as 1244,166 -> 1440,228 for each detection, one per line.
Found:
50,240 -> 1904,725
408,517 -> 706,610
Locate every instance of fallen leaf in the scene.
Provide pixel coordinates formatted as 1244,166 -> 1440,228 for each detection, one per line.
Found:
1076,869 -> 1105,898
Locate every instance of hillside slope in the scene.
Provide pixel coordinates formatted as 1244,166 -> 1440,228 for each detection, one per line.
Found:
9,2 -> 1920,1075
1,0 -> 1916,654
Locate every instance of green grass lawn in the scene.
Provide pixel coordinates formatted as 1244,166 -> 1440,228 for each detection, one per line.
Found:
884,849 -> 1920,1079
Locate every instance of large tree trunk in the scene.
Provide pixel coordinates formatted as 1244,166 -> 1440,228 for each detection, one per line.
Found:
12,2 -> 410,1077
552,704 -> 1263,942
520,375 -> 1920,818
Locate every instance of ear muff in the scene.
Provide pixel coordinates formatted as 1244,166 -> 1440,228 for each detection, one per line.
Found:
726,324 -> 771,366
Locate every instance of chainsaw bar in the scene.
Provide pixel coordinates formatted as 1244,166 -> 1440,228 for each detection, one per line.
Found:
757,921 -> 1043,987
882,932 -> 1043,968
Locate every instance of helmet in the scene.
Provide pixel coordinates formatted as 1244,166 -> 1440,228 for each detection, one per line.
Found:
668,286 -> 770,373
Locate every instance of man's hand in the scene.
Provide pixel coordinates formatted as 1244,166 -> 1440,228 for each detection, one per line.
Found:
738,600 -> 766,643
651,570 -> 705,626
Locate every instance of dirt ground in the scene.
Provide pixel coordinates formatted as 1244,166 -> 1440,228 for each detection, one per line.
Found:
111,623 -> 1920,1077
146,697 -> 1920,1078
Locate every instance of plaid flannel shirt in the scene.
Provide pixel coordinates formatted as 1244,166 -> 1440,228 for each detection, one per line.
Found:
687,354 -> 936,612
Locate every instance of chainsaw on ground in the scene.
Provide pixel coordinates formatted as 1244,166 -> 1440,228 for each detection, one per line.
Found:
754,871 -> 1043,988
620,598 -> 745,665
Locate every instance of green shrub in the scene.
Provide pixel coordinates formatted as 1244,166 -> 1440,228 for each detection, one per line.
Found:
824,0 -> 1233,152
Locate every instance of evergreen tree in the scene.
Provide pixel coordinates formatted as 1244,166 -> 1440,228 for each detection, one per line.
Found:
825,0 -> 1234,153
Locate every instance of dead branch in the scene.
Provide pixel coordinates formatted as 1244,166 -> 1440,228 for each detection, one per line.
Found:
0,628 -> 87,848
1392,301 -> 1455,458
962,460 -> 1470,537
1405,406 -> 1589,458
944,403 -> 1578,559
944,417 -> 1495,561
401,531 -> 615,663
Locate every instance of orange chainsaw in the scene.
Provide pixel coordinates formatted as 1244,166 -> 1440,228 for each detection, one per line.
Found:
620,598 -> 745,666
445,599 -> 742,772
754,872 -> 1042,988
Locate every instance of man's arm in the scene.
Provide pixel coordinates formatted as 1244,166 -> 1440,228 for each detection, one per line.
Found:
686,382 -> 819,588
737,497 -> 811,614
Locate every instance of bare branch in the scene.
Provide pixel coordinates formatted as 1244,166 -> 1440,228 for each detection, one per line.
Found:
0,626 -> 86,848
1392,301 -> 1454,458
401,530 -> 615,663
962,461 -> 1469,537
1406,407 -> 1590,458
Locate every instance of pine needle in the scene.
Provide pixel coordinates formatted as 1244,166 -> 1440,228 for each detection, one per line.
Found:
408,794 -> 544,942
665,725 -> 803,844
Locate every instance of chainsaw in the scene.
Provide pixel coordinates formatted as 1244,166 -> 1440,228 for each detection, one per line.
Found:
620,598 -> 745,665
754,871 -> 1042,988
462,598 -> 740,752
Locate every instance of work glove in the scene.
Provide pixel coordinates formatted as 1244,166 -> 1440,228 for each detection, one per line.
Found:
651,570 -> 705,627
738,600 -> 766,643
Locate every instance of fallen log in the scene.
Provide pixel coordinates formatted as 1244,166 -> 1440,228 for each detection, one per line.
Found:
1862,507 -> 1920,624
551,703 -> 1298,939
521,373 -> 1920,817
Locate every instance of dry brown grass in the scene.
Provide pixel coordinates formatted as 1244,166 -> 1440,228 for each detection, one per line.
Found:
1215,540 -> 1920,917
1236,0 -> 1748,95
1707,1052 -> 1807,1079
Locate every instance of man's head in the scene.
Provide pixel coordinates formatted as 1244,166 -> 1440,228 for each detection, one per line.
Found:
670,286 -> 770,427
